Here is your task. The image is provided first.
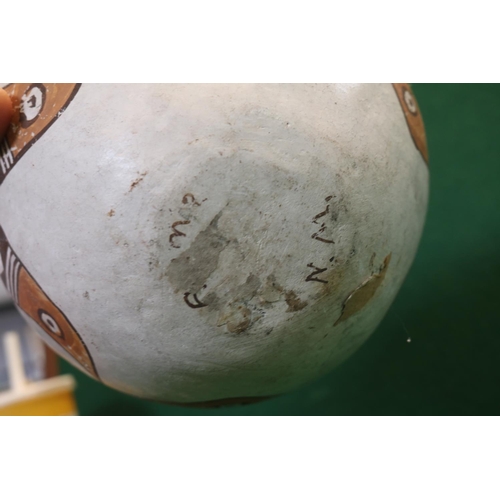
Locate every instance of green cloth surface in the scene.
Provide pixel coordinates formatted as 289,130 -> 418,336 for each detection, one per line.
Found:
60,84 -> 500,415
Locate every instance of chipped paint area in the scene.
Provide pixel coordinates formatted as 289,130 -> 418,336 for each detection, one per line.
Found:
335,253 -> 392,325
166,210 -> 228,294
164,199 -> 315,335
218,306 -> 253,333
161,167 -> 376,336
284,290 -> 308,312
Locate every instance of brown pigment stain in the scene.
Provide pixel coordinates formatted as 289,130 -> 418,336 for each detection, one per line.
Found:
107,209 -> 115,217
129,171 -> 148,192
334,253 -> 392,326
284,290 -> 308,312
225,307 -> 252,333
259,276 -> 308,312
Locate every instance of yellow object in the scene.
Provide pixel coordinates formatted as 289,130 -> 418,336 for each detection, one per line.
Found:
0,331 -> 77,416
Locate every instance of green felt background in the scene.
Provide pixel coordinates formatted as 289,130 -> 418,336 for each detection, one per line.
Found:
59,84 -> 500,415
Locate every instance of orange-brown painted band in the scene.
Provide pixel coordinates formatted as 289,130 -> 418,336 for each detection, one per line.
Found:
0,83 -> 81,185
392,83 -> 429,165
0,225 -> 98,379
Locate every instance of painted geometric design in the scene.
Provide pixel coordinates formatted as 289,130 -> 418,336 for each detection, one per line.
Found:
0,225 -> 98,379
392,83 -> 429,165
0,83 -> 81,185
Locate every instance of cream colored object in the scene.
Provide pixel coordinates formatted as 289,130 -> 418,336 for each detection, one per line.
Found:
0,84 -> 429,404
0,331 -> 77,416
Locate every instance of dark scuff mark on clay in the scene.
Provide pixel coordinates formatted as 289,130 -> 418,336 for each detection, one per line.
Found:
166,209 -> 228,293
334,253 -> 392,326
284,290 -> 308,312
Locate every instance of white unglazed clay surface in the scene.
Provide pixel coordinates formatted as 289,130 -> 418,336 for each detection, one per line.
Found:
0,84 -> 428,403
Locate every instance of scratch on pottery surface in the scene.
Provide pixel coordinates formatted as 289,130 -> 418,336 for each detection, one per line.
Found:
334,253 -> 392,326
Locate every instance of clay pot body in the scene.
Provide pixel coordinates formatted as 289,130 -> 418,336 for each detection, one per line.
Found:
0,84 -> 428,404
